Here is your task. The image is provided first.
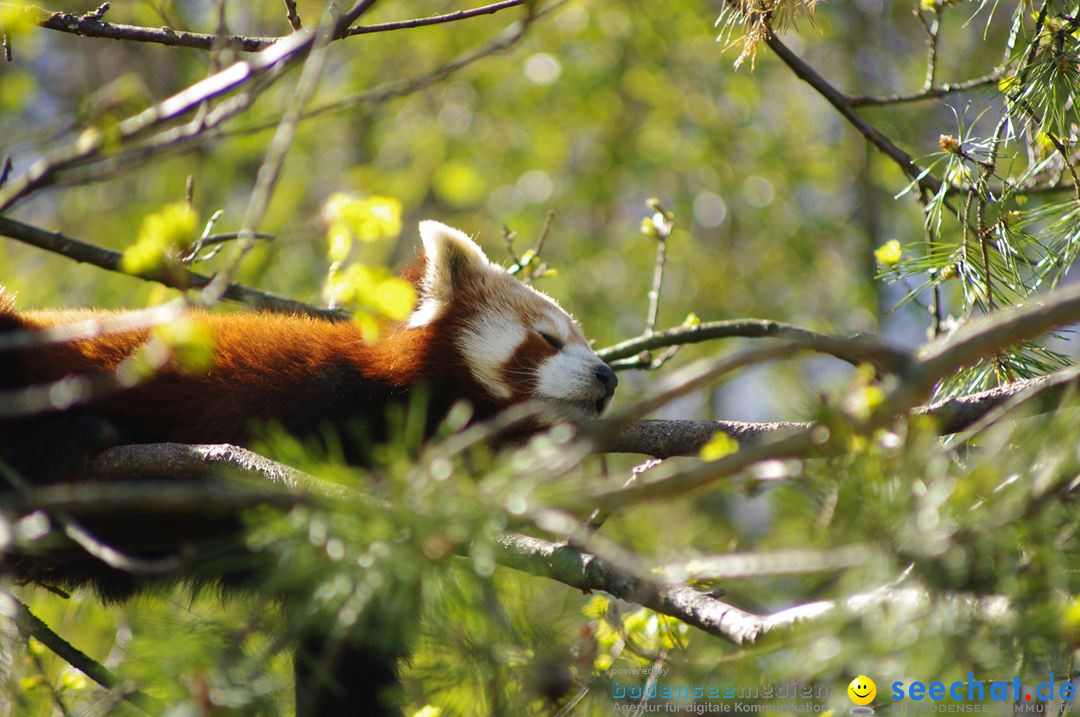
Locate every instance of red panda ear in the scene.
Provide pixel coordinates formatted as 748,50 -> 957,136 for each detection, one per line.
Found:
417,220 -> 492,302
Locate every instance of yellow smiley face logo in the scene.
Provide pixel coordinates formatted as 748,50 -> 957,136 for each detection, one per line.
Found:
848,675 -> 876,705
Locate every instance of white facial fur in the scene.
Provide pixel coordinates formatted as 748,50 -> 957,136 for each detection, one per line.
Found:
408,221 -> 614,416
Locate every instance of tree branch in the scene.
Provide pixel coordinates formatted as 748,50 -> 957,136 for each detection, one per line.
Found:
37,9 -> 271,52
0,0 -> 383,211
2,440 -> 1017,649
847,72 -> 1001,107
763,33 -> 942,195
0,215 -> 346,320
602,371 -> 1077,457
598,319 -> 911,373
494,533 -> 766,644
32,0 -> 525,53
6,2 -> 537,205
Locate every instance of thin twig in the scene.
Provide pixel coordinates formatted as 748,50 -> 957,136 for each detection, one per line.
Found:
0,27 -> 315,211
761,33 -> 940,193
642,200 -> 673,337
346,0 -> 524,36
597,318 -> 912,374
1043,132 -> 1080,205
283,0 -> 302,30
916,4 -> 941,92
32,0 -> 525,52
23,7 -> 537,197
847,73 -> 1002,107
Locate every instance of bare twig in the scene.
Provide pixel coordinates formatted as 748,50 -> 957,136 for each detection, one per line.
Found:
598,318 -> 913,374
0,27 -> 314,211
847,72 -> 1002,107
283,0 -> 302,31
915,4 -> 942,92
346,0 -> 524,36
1,0 -> 376,212
21,6 -> 537,197
199,1 -> 345,308
1043,132 -> 1080,205
642,199 -> 674,338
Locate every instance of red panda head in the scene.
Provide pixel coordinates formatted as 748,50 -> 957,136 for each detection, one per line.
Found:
407,221 -> 617,419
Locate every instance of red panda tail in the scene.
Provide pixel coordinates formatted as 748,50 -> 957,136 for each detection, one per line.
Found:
0,288 -> 29,389
0,287 -> 21,328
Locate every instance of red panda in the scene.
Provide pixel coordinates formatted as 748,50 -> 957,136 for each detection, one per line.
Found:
0,219 -> 617,716
1,220 -> 616,452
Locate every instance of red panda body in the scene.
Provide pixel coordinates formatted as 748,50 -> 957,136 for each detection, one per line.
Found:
3,303 -> 489,457
0,220 -> 617,716
0,221 -> 616,464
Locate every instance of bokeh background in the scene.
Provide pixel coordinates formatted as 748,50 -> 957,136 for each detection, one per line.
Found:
2,1 -> 1074,715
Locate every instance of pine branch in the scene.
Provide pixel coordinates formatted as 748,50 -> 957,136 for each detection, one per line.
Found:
0,594 -> 161,712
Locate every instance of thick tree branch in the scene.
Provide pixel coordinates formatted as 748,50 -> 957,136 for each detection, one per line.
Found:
603,372 -> 1078,457
596,288 -> 1080,503
495,533 -> 765,644
2,442 -> 1016,648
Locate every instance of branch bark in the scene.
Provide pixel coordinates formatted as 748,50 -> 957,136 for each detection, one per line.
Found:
603,372 -> 1078,457
598,319 -> 911,373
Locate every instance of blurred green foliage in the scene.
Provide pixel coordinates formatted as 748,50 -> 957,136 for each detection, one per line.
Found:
3,0 -> 1080,715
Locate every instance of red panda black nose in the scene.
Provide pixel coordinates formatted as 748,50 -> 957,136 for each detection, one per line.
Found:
594,363 -> 618,395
